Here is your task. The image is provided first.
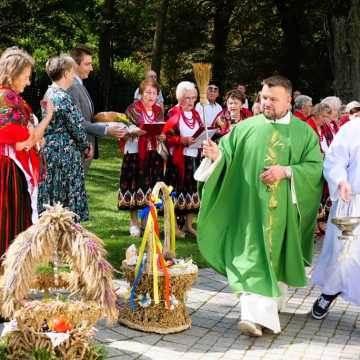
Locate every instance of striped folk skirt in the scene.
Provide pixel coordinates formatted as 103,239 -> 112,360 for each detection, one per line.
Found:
0,156 -> 32,257
118,151 -> 165,210
165,155 -> 201,214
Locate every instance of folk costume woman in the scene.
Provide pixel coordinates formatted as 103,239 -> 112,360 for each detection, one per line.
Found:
118,79 -> 164,237
162,81 -> 203,238
307,103 -> 335,236
307,103 -> 334,154
0,47 -> 53,257
212,89 -> 252,139
38,56 -> 90,221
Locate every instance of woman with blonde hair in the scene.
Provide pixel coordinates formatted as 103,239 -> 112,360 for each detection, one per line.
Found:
0,47 -> 53,257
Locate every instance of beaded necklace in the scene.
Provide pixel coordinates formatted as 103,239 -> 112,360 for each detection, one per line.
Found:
140,101 -> 156,123
181,110 -> 196,129
144,110 -> 156,123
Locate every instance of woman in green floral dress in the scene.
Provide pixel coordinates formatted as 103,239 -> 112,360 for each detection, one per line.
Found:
38,56 -> 90,221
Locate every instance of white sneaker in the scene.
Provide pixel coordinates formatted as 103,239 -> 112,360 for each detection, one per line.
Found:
129,225 -> 141,237
238,320 -> 263,337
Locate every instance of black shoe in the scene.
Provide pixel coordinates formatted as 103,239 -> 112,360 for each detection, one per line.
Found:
176,215 -> 186,229
311,292 -> 340,320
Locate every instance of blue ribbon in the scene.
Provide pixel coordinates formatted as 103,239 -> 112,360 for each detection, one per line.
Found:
130,258 -> 145,312
138,206 -> 150,220
155,199 -> 163,210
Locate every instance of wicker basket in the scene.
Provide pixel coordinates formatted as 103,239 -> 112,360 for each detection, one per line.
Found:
119,262 -> 197,334
118,182 -> 198,334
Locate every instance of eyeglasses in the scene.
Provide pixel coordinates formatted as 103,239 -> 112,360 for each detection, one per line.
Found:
143,91 -> 157,96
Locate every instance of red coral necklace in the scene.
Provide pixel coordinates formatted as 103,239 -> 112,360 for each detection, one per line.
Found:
181,110 -> 196,129
143,110 -> 156,123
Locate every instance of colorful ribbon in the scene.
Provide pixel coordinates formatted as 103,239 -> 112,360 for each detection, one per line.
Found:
130,257 -> 145,312
132,187 -> 175,310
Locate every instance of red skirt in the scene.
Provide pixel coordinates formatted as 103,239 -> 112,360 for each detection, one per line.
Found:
0,155 -> 32,257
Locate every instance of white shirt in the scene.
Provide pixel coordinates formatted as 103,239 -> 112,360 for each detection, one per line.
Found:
124,111 -> 157,154
320,133 -> 330,153
264,111 -> 291,124
195,101 -> 222,127
145,111 -> 156,151
324,119 -> 360,200
179,111 -> 199,158
243,98 -> 249,109
124,125 -> 139,154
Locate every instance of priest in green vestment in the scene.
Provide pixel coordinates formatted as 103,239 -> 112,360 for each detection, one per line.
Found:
195,75 -> 323,336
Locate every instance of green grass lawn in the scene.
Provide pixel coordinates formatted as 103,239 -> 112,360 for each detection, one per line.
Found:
84,138 -> 207,274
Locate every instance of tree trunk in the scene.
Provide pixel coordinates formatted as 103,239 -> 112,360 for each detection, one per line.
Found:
274,0 -> 304,88
327,0 -> 360,101
151,0 -> 170,78
212,0 -> 235,88
98,0 -> 114,110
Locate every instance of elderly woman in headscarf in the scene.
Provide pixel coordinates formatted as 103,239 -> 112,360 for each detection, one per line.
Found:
162,81 -> 203,237
0,47 -> 53,258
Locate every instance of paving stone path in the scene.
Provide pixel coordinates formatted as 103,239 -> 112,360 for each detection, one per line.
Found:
98,240 -> 360,360
1,239 -> 359,359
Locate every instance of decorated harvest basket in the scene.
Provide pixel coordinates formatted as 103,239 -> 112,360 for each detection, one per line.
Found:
0,204 -> 118,359
118,182 -> 198,334
32,266 -> 70,292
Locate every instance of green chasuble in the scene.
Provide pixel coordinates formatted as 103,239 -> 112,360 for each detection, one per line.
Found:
197,114 -> 323,298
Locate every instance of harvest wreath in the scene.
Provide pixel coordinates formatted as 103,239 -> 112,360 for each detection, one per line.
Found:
0,204 -> 118,359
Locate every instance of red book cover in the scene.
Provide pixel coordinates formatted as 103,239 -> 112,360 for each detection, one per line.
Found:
192,127 -> 204,139
142,122 -> 166,136
192,127 -> 217,139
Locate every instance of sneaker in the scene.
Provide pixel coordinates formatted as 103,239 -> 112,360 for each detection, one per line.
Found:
311,293 -> 339,320
238,320 -> 263,337
129,225 -> 141,237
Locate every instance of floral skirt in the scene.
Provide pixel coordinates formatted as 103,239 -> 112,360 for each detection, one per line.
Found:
0,156 -> 32,257
165,155 -> 200,214
118,151 -> 165,210
38,145 -> 89,222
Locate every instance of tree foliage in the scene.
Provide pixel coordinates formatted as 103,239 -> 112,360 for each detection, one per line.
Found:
0,0 -> 358,111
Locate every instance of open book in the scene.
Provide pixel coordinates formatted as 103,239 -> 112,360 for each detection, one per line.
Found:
188,127 -> 218,149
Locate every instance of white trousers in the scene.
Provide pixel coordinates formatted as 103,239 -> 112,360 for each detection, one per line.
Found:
240,282 -> 288,334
